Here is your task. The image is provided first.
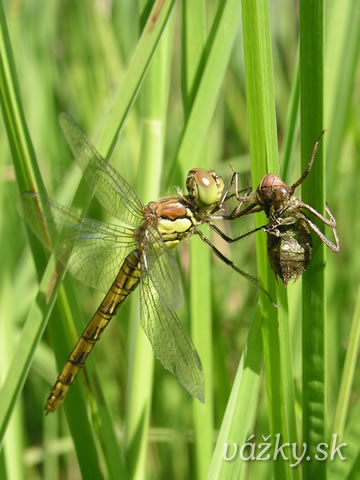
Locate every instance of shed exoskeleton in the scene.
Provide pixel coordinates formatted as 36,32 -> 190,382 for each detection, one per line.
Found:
227,131 -> 339,285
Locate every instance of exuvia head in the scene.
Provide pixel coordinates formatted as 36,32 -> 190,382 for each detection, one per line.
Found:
255,173 -> 290,207
186,168 -> 225,210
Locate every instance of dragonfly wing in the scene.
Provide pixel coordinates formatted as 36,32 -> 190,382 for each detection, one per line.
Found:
139,257 -> 204,402
17,192 -> 137,292
59,113 -> 143,227
143,224 -> 184,311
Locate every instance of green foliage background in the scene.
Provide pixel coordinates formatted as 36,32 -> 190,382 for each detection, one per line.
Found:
0,1 -> 359,479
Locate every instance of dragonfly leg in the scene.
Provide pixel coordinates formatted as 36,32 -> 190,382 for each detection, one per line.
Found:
217,171 -> 237,209
209,204 -> 262,221
208,221 -> 266,243
298,200 -> 337,228
214,165 -> 253,216
300,211 -> 339,252
289,130 -> 326,195
196,229 -> 277,307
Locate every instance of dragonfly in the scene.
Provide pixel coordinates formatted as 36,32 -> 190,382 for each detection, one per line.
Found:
18,113 -> 272,413
226,131 -> 339,284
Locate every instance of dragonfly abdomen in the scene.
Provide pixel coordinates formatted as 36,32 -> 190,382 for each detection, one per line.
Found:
45,250 -> 141,413
266,220 -> 312,286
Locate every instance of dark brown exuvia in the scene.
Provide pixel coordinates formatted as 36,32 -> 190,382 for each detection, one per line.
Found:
229,131 -> 339,285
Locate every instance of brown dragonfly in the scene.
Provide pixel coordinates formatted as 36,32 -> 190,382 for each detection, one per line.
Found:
18,114 -> 271,413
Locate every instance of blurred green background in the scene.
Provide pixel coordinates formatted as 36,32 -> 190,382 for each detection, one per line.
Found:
0,0 -> 359,479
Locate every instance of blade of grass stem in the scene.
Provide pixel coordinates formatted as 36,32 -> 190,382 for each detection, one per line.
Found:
0,260 -> 104,479
325,1 -> 360,192
190,233 -> 213,478
324,6 -> 360,424
0,277 -> 25,480
208,313 -> 263,479
273,50 -> 300,448
97,0 -> 176,158
43,412 -> 58,480
333,284 -> 360,437
125,5 -> 173,478
1,1 -> 176,475
328,403 -> 360,479
0,0 -> 47,273
300,2 -> 326,479
280,51 -> 300,185
168,0 -> 243,184
0,4 -> 107,474
241,1 -> 294,478
1,6 -> 126,477
182,1 -> 214,478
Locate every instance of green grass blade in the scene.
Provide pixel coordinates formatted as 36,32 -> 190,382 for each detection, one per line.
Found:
0,2 -> 45,196
124,4 -> 174,478
328,403 -> 360,479
0,4 -> 119,476
333,285 -> 360,438
0,0 -> 47,278
0,8 -> 103,473
0,278 -> 25,480
325,0 -> 360,454
97,0 -> 176,157
300,2 -> 326,479
280,51 -> 300,185
168,0 -> 243,183
325,1 -> 360,429
208,314 -> 263,479
1,1 -> 177,475
241,1 -> 293,478
182,2 -> 215,478
0,262 -> 104,479
182,0 -> 206,115
190,235 -> 213,478
325,1 -> 360,192
1,2 -> 356,478
276,50 -> 301,467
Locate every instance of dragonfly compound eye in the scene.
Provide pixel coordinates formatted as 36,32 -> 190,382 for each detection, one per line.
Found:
275,186 -> 288,201
258,174 -> 289,205
210,170 -> 225,204
186,168 -> 219,208
194,169 -> 219,207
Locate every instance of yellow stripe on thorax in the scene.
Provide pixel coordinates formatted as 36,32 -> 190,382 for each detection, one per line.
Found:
157,209 -> 194,249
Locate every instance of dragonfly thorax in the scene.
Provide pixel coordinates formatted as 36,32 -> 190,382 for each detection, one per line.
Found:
143,198 -> 196,249
186,168 -> 224,211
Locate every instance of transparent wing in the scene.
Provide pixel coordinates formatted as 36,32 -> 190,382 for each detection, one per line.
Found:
139,265 -> 204,402
59,113 -> 144,226
143,223 -> 184,311
17,192 -> 137,292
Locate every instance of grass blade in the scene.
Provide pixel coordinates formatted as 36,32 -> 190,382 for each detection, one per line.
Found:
0,1 -> 176,476
125,3 -> 174,478
325,1 -> 360,192
333,285 -> 360,437
97,0 -> 176,157
299,2 -> 326,479
0,7 -> 104,475
182,2 -> 215,478
208,314 -> 263,479
168,0 -> 243,183
241,1 -> 293,478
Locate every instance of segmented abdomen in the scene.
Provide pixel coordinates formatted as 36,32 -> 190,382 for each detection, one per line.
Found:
45,249 -> 141,413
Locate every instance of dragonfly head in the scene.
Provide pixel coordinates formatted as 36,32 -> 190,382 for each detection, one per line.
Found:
186,168 -> 225,211
255,173 -> 290,210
